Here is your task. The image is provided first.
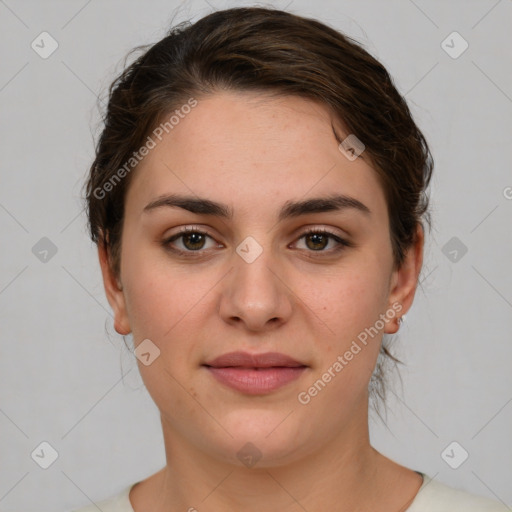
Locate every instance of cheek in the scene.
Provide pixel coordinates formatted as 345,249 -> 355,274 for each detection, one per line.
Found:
120,252 -> 203,404
296,274 -> 387,420
309,256 -> 391,391
120,237 -> 178,332
320,265 -> 390,337
120,244 -> 214,362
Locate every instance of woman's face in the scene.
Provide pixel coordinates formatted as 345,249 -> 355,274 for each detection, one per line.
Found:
100,91 -> 422,467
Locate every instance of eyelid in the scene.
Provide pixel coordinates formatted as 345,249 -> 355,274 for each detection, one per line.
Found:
162,224 -> 352,255
292,227 -> 353,251
167,225 -> 218,239
163,225 -> 222,248
299,225 -> 347,238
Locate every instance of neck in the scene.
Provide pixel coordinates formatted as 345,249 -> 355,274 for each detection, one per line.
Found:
146,400 -> 388,512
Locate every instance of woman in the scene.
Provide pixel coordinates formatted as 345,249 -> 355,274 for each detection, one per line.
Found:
74,6 -> 507,511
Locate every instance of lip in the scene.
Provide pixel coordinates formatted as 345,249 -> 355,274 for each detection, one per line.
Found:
203,351 -> 308,395
204,351 -> 305,368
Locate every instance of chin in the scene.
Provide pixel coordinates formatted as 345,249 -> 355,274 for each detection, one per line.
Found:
202,409 -> 310,467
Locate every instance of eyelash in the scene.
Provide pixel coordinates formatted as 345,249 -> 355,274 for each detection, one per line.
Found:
162,226 -> 352,257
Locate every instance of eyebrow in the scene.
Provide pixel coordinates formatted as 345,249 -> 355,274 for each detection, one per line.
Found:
143,193 -> 371,220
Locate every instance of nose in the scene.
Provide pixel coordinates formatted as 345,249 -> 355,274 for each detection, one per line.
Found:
218,240 -> 293,332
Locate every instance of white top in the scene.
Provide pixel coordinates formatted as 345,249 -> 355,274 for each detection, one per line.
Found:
71,473 -> 509,511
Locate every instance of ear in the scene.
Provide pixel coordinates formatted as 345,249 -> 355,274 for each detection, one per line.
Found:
384,224 -> 424,334
97,241 -> 131,335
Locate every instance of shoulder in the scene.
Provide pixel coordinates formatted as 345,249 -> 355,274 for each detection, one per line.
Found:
70,483 -> 136,512
407,474 -> 509,512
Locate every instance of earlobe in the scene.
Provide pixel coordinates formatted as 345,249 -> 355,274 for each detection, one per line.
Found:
385,313 -> 404,335
97,242 -> 131,335
384,224 -> 424,334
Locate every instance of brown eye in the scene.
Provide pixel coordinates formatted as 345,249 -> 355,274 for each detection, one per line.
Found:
163,227 -> 219,255
181,232 -> 207,250
295,228 -> 351,254
305,232 -> 330,251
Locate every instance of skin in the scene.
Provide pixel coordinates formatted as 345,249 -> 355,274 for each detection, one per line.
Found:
99,91 -> 425,511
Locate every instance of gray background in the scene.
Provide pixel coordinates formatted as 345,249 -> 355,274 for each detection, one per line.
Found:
0,0 -> 511,511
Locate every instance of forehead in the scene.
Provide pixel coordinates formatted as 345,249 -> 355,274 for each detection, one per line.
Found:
125,91 -> 388,223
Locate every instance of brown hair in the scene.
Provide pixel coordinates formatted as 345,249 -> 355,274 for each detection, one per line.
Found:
84,6 -> 433,410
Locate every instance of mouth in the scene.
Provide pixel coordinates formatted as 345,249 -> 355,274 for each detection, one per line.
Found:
202,351 -> 308,395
